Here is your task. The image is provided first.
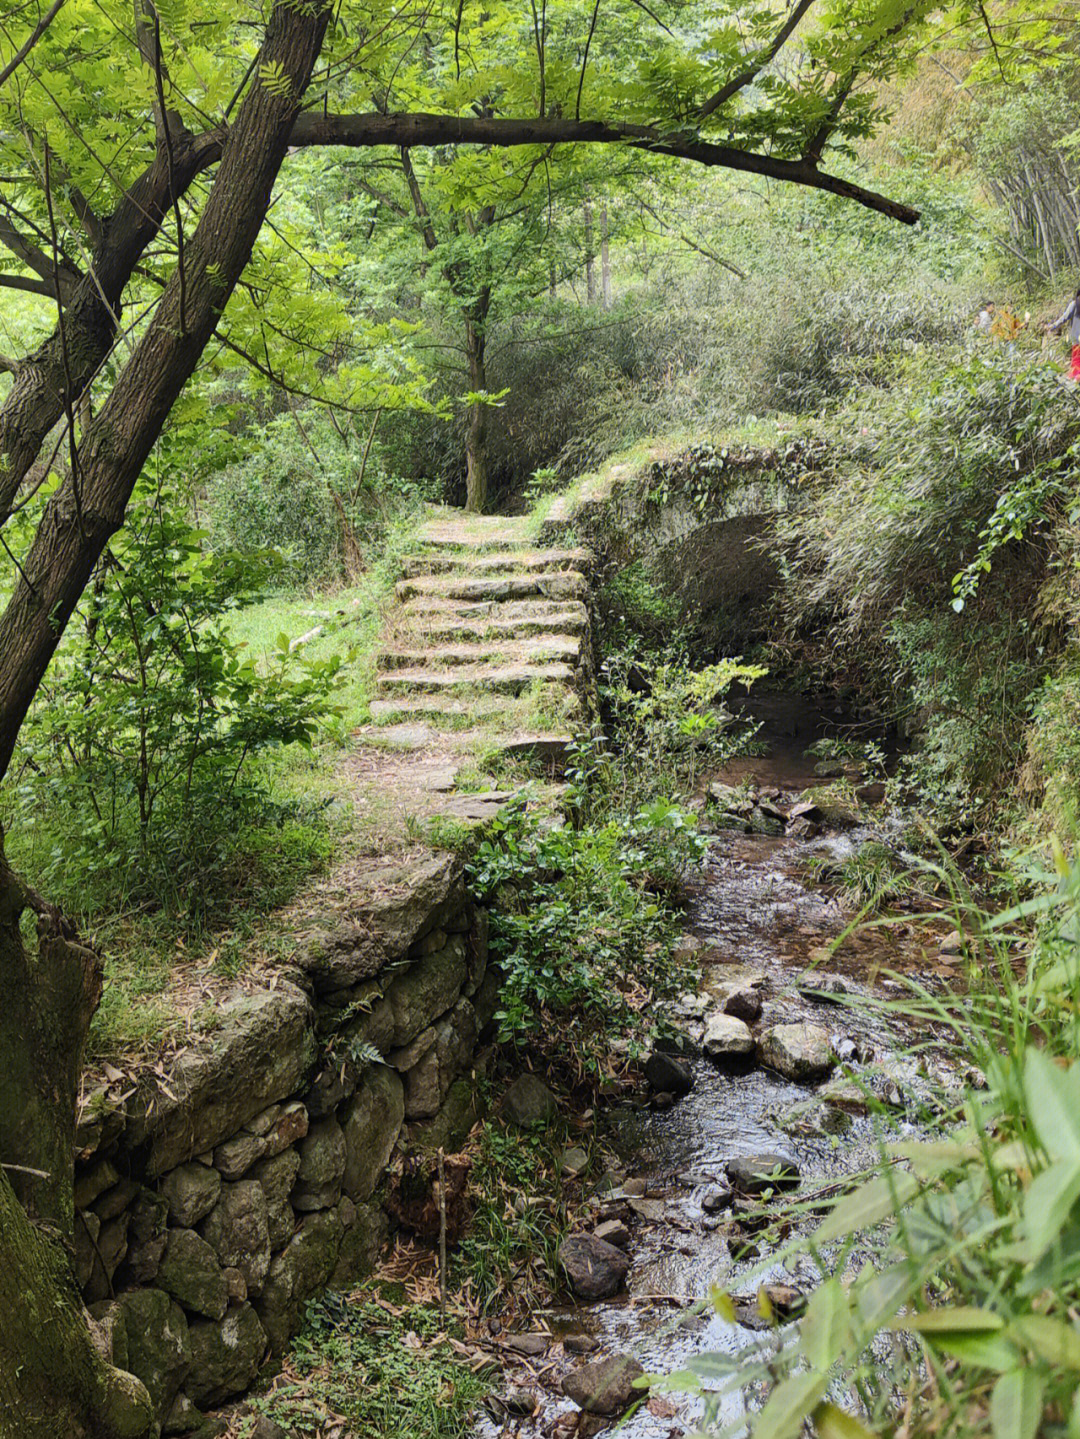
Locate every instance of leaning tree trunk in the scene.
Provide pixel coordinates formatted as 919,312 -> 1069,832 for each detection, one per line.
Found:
0,837 -> 154,1439
464,312 -> 489,514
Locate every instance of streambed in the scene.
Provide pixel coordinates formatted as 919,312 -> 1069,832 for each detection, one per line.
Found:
477,703 -> 961,1438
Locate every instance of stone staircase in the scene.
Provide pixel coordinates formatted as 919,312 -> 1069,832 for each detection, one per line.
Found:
355,510 -> 595,811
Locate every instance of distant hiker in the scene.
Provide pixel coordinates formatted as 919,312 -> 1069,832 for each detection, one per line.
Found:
1047,287 -> 1080,379
975,299 -> 996,332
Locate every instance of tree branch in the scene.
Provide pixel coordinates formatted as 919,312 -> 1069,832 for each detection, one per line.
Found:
699,0 -> 816,120
0,213 -> 80,302
0,271 -> 53,297
0,0 -> 67,89
291,111 -> 921,224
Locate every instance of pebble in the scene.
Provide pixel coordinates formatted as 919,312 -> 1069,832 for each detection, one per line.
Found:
701,1185 -> 732,1214
593,1218 -> 630,1249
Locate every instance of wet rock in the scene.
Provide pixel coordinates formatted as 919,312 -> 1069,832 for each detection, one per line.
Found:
779,1097 -> 852,1139
797,973 -> 849,1004
701,1185 -> 732,1214
162,1165 -> 222,1228
788,816 -> 820,839
503,1332 -> 550,1356
623,1177 -> 647,1197
293,1116 -> 346,1211
725,1152 -> 800,1197
821,1080 -> 871,1116
185,1304 -> 268,1407
703,1011 -> 755,1063
789,800 -> 822,822
713,979 -> 763,1024
650,1090 -> 676,1111
558,1233 -> 630,1299
562,1355 -> 646,1416
748,809 -> 785,837
200,1181 -> 270,1297
503,1072 -> 558,1127
759,1023 -> 834,1083
341,1065 -> 405,1201
564,1333 -> 600,1355
116,1288 -> 191,1419
593,1218 -> 630,1249
938,928 -> 966,956
502,1386 -> 539,1416
158,1229 -> 229,1320
834,1037 -> 859,1063
644,1050 -> 693,1095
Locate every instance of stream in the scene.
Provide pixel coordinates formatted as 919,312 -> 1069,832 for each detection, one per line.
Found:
477,695 -> 961,1439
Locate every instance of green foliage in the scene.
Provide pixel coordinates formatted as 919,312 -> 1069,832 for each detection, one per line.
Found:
687,838 -> 1080,1439
255,1292 -> 487,1439
8,490 -> 344,922
468,789 -> 703,1076
803,839 -> 922,912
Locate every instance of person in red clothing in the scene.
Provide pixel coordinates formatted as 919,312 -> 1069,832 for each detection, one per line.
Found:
1047,287 -> 1080,379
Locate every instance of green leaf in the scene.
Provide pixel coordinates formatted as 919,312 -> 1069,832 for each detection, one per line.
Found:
800,1280 -> 853,1372
815,1171 -> 921,1242
1024,1049 -> 1080,1162
752,1372 -> 829,1439
894,1306 -> 1004,1334
1012,1314 -> 1080,1370
1019,1157 -> 1080,1261
812,1402 -> 876,1439
990,1369 -> 1044,1439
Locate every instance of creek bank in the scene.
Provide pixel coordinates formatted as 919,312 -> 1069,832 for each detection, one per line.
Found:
479,731 -> 963,1439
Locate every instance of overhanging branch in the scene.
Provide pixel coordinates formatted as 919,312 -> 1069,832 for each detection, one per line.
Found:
289,112 -> 920,224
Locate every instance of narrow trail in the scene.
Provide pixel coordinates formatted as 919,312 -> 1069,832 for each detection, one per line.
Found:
349,508 -> 595,826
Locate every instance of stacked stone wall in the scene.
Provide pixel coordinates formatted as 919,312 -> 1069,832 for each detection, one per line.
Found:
71,851 -> 496,1435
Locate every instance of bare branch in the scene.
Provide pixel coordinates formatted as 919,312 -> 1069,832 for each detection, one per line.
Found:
0,0 -> 67,90
0,212 -> 79,301
699,0 -> 816,120
0,271 -> 52,297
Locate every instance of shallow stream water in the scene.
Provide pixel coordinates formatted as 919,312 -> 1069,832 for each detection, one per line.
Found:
477,696 -> 959,1438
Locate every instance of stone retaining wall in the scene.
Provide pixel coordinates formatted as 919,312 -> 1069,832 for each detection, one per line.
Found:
72,851 -> 496,1436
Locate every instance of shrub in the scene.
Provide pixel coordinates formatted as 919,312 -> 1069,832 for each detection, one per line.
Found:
9,490 -> 344,923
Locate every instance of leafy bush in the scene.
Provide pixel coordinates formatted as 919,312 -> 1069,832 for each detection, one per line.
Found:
468,790 -> 705,1077
9,491 -> 344,922
206,407 -> 433,587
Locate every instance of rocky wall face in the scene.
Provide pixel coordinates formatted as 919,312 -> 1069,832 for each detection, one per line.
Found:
72,852 -> 494,1435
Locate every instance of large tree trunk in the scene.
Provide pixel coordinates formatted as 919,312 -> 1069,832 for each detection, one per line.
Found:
0,840 -> 154,1439
0,1 -> 332,783
464,313 -> 489,514
0,6 -> 332,1432
0,832 -> 101,1235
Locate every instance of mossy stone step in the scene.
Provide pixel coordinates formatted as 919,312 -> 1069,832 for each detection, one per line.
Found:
375,661 -> 577,697
400,548 -> 591,579
396,573 -> 587,604
414,517 -> 535,551
368,694 -> 583,727
378,636 -> 581,672
396,608 -> 588,644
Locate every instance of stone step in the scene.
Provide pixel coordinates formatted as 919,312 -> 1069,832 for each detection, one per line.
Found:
396,606 -> 589,644
375,661 -> 577,697
414,517 -> 535,551
378,636 -> 581,671
368,695 -> 513,726
396,573 -> 587,605
400,548 -> 590,579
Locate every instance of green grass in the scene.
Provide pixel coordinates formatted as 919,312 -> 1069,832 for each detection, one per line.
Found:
251,1293 -> 490,1439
